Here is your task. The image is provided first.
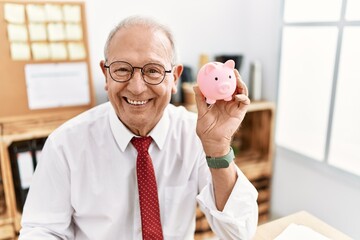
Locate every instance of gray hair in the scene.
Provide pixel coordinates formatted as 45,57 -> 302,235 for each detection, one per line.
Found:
103,15 -> 178,65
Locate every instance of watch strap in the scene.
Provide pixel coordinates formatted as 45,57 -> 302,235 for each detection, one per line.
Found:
206,147 -> 235,168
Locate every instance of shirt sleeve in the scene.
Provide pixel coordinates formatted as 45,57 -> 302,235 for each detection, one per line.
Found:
196,165 -> 259,240
19,138 -> 74,240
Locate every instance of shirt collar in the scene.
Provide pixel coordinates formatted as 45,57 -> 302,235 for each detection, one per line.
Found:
109,105 -> 170,152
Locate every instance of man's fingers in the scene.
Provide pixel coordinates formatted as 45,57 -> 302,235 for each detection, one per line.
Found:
234,94 -> 251,105
234,70 -> 248,97
193,85 -> 208,116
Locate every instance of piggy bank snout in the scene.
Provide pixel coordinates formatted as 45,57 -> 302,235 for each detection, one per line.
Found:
218,82 -> 232,94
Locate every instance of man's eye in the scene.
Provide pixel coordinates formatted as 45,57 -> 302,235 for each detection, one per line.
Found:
115,67 -> 131,73
147,68 -> 161,74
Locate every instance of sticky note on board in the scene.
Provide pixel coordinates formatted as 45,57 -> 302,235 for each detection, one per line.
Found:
47,23 -> 65,41
10,42 -> 31,60
63,4 -> 81,22
28,23 -> 47,41
65,23 -> 83,40
4,3 -> 25,23
44,4 -> 63,21
49,43 -> 67,60
31,43 -> 50,60
68,42 -> 86,60
26,4 -> 46,22
7,24 -> 28,41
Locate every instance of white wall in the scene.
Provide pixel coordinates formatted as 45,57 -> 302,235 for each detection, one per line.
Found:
84,0 -> 360,239
272,147 -> 360,239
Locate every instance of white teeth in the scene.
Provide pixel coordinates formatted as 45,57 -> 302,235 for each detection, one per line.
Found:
127,98 -> 148,105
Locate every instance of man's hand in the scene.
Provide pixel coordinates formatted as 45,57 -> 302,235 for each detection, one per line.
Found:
193,70 -> 250,157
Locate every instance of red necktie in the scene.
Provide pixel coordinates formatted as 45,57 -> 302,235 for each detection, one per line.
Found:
131,136 -> 163,240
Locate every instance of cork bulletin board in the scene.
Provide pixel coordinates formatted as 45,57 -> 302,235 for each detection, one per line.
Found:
0,0 -> 95,118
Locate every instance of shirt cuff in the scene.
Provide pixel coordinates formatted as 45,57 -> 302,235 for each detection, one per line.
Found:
196,166 -> 259,235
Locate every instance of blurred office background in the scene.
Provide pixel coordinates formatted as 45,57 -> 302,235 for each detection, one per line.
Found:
1,0 -> 359,239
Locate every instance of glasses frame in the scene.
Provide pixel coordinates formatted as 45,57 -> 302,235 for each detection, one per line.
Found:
104,61 -> 173,85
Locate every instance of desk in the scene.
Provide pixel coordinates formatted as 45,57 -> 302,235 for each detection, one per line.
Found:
254,211 -> 352,240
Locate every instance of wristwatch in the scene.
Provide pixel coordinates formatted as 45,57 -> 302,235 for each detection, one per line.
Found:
206,147 -> 235,168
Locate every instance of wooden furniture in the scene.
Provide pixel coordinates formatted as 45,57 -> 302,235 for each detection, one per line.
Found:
0,111 -> 86,239
0,1 -> 93,238
254,211 -> 352,240
194,101 -> 275,239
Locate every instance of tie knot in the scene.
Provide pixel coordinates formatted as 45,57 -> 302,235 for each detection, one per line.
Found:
131,136 -> 152,153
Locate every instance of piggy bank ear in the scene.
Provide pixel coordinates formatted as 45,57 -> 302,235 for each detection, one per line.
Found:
224,59 -> 235,69
204,63 -> 217,75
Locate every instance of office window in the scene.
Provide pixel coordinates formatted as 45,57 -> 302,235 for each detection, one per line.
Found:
328,27 -> 360,175
277,0 -> 360,175
283,0 -> 342,22
276,27 -> 337,161
346,0 -> 360,20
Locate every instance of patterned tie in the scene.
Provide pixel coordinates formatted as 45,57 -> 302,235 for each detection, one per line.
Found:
131,136 -> 163,240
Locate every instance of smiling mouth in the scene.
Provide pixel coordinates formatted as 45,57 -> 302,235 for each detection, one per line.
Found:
125,97 -> 149,106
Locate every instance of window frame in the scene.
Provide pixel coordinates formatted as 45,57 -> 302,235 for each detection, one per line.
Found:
276,0 -> 360,176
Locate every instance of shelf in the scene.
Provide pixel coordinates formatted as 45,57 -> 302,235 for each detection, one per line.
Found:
0,223 -> 15,239
258,189 -> 271,204
0,110 -> 88,238
236,160 -> 271,181
0,110 -> 81,144
258,213 -> 270,225
0,141 -> 16,239
247,101 -> 275,113
194,231 -> 215,240
0,173 -> 6,216
258,201 -> 270,215
0,215 -> 12,225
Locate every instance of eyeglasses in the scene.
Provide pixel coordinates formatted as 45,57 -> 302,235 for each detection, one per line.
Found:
104,61 -> 172,85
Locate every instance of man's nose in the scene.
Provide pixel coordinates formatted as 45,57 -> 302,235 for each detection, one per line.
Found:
132,68 -> 143,80
127,68 -> 147,93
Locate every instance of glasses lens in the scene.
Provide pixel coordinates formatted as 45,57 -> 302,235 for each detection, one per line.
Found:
110,62 -> 132,82
143,63 -> 165,84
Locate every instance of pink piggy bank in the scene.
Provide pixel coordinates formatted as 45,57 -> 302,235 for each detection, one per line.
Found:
197,60 -> 236,104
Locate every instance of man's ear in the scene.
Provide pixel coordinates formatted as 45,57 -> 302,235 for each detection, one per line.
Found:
100,60 -> 109,91
171,64 -> 183,94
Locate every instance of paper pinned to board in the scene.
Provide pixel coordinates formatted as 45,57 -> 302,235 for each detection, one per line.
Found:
7,24 -> 28,41
63,4 -> 81,22
31,43 -> 50,60
10,42 -> 31,60
274,223 -> 332,240
65,23 -> 83,40
25,62 -> 90,109
68,42 -> 86,60
28,23 -> 47,41
26,4 -> 46,22
49,43 -> 67,60
45,4 -> 63,21
47,23 -> 65,41
4,3 -> 25,23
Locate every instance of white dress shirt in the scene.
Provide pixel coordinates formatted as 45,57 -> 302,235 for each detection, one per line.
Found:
19,102 -> 258,240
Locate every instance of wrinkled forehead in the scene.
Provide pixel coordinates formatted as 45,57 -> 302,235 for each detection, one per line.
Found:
107,25 -> 173,64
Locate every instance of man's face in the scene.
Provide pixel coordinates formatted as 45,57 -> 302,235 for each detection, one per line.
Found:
100,25 -> 182,136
